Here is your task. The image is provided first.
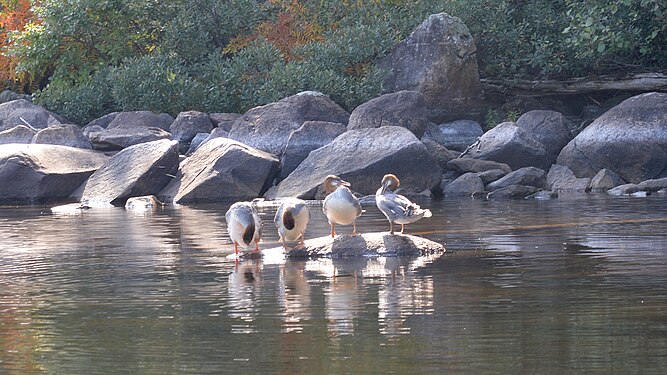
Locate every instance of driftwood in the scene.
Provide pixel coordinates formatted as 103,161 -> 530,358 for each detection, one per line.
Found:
481,72 -> 667,96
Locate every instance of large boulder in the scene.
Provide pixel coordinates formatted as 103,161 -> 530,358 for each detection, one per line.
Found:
89,126 -> 172,151
463,122 -> 549,170
0,144 -> 109,204
589,169 -> 625,192
442,172 -> 484,197
209,113 -> 240,132
446,158 -> 511,174
159,138 -> 279,204
32,124 -> 93,149
486,167 -> 546,191
515,110 -> 575,167
378,13 -> 482,122
0,90 -> 31,104
347,91 -> 430,138
279,121 -> 346,181
169,111 -> 214,152
106,111 -> 173,131
282,233 -> 445,258
546,164 -> 591,192
557,92 -> 667,183
423,119 -> 483,151
72,139 -> 180,206
0,125 -> 36,144
0,99 -> 61,131
228,91 -> 349,156
267,126 -> 441,199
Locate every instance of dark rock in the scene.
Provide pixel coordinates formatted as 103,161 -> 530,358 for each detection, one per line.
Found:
421,138 -> 459,170
486,167 -> 546,191
637,177 -> 667,192
279,121 -> 346,181
0,99 -> 57,131
464,122 -> 549,170
72,139 -> 180,206
477,169 -> 507,184
487,184 -> 541,199
589,169 -> 625,192
0,144 -> 109,204
0,125 -> 36,144
515,110 -> 575,166
557,92 -> 667,183
107,111 -> 173,131
267,126 -> 441,199
442,172 -> 484,196
0,90 -> 31,104
424,119 -> 483,151
347,91 -> 430,138
90,126 -> 172,151
447,158 -> 512,174
378,13 -> 482,122
159,138 -> 279,203
607,183 -> 641,196
185,133 -> 211,156
281,233 -> 444,258
527,190 -> 558,200
228,91 -> 349,156
85,112 -> 119,129
169,111 -> 213,150
547,164 -> 591,192
209,113 -> 240,132
32,124 -> 93,149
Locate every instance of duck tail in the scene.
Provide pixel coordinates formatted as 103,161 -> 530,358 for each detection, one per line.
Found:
283,211 -> 296,230
243,222 -> 256,246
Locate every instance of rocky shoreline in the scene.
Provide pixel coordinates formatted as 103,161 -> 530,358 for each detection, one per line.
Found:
1,13 -> 666,206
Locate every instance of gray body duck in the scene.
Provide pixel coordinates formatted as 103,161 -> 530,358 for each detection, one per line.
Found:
274,198 -> 310,247
375,174 -> 432,234
225,201 -> 262,255
322,175 -> 362,237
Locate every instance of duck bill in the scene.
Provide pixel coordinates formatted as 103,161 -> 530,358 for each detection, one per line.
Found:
338,179 -> 351,187
380,180 -> 391,194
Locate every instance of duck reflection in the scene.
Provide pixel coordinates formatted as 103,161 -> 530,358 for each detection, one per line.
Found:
227,259 -> 263,334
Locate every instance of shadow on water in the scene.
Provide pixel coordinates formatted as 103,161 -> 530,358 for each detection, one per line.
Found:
1,193 -> 666,374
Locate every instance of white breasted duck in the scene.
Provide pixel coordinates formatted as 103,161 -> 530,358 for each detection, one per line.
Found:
225,201 -> 262,256
322,175 -> 362,238
375,174 -> 432,234
274,198 -> 310,247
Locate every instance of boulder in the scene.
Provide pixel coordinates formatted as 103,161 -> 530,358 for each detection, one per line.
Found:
89,126 -> 172,151
0,125 -> 36,144
421,138 -> 459,170
72,139 -> 180,206
282,233 -> 444,258
159,138 -> 279,203
0,144 -> 109,204
32,124 -> 93,149
515,110 -> 575,166
637,177 -> 667,192
0,90 -> 31,104
442,172 -> 484,196
486,167 -> 546,191
347,91 -> 429,138
607,183 -> 641,196
85,112 -> 119,129
446,158 -> 511,174
279,121 -> 346,181
82,124 -> 105,139
463,122 -> 549,170
378,13 -> 482,122
169,111 -> 214,151
589,169 -> 625,192
228,91 -> 349,156
185,132 -> 211,155
557,92 -> 667,183
547,164 -> 591,192
267,126 -> 441,199
107,111 -> 174,131
487,184 -> 542,199
209,113 -> 240,132
0,99 -> 58,131
423,120 -> 483,151
477,169 -> 507,184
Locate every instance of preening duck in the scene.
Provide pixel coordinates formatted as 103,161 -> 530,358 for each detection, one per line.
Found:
322,175 -> 362,238
274,198 -> 310,247
225,201 -> 262,255
375,174 -> 432,234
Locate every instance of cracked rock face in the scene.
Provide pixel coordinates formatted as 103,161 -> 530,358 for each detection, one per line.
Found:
556,92 -> 667,183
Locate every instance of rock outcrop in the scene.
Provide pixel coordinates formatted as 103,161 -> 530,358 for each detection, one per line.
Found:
347,90 -> 430,138
279,121 -> 346,181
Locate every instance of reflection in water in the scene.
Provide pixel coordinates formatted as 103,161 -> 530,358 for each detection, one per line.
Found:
1,194 -> 667,374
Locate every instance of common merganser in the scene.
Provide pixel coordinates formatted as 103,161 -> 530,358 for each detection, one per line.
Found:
322,175 -> 362,238
375,174 -> 431,234
274,198 -> 310,247
225,201 -> 262,255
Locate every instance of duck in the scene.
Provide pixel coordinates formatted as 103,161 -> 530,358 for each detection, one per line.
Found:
375,174 -> 432,234
322,175 -> 362,238
225,201 -> 262,256
274,198 -> 310,247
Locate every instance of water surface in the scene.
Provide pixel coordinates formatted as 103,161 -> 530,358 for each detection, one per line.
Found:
1,194 -> 666,374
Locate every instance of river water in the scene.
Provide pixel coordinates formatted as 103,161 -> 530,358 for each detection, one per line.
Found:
1,194 -> 666,374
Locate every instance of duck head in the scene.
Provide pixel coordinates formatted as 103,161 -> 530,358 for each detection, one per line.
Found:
380,174 -> 400,194
323,175 -> 351,193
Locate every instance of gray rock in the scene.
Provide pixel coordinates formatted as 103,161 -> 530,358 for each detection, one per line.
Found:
607,183 -> 641,196
82,124 -> 105,139
209,113 -> 240,132
527,190 -> 558,200
159,138 -> 279,204
229,91 -> 349,156
421,138 -> 459,170
424,120 -> 483,151
85,112 -> 119,129
0,90 -> 31,104
486,184 -> 541,199
0,99 -> 57,131
281,233 -> 444,258
515,110 -> 575,166
348,91 -> 430,138
477,169 -> 507,184
557,92 -> 667,183
107,111 -> 173,131
32,124 -> 93,149
637,177 -> 667,192
378,13 -> 482,122
185,132 -> 211,155
547,164 -> 591,192
464,122 -> 549,170
442,172 -> 484,196
72,139 -> 180,206
0,125 -> 36,144
170,111 -> 213,150
279,121 -> 346,181
589,169 -> 625,192
0,144 -> 109,204
90,126 -> 172,151
267,126 -> 441,199
447,158 -> 512,174
486,167 -> 546,191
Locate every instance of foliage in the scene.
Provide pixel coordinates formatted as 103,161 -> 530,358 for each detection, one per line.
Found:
0,0 -> 36,91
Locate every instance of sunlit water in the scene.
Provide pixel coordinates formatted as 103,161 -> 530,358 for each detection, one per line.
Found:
1,194 -> 666,374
